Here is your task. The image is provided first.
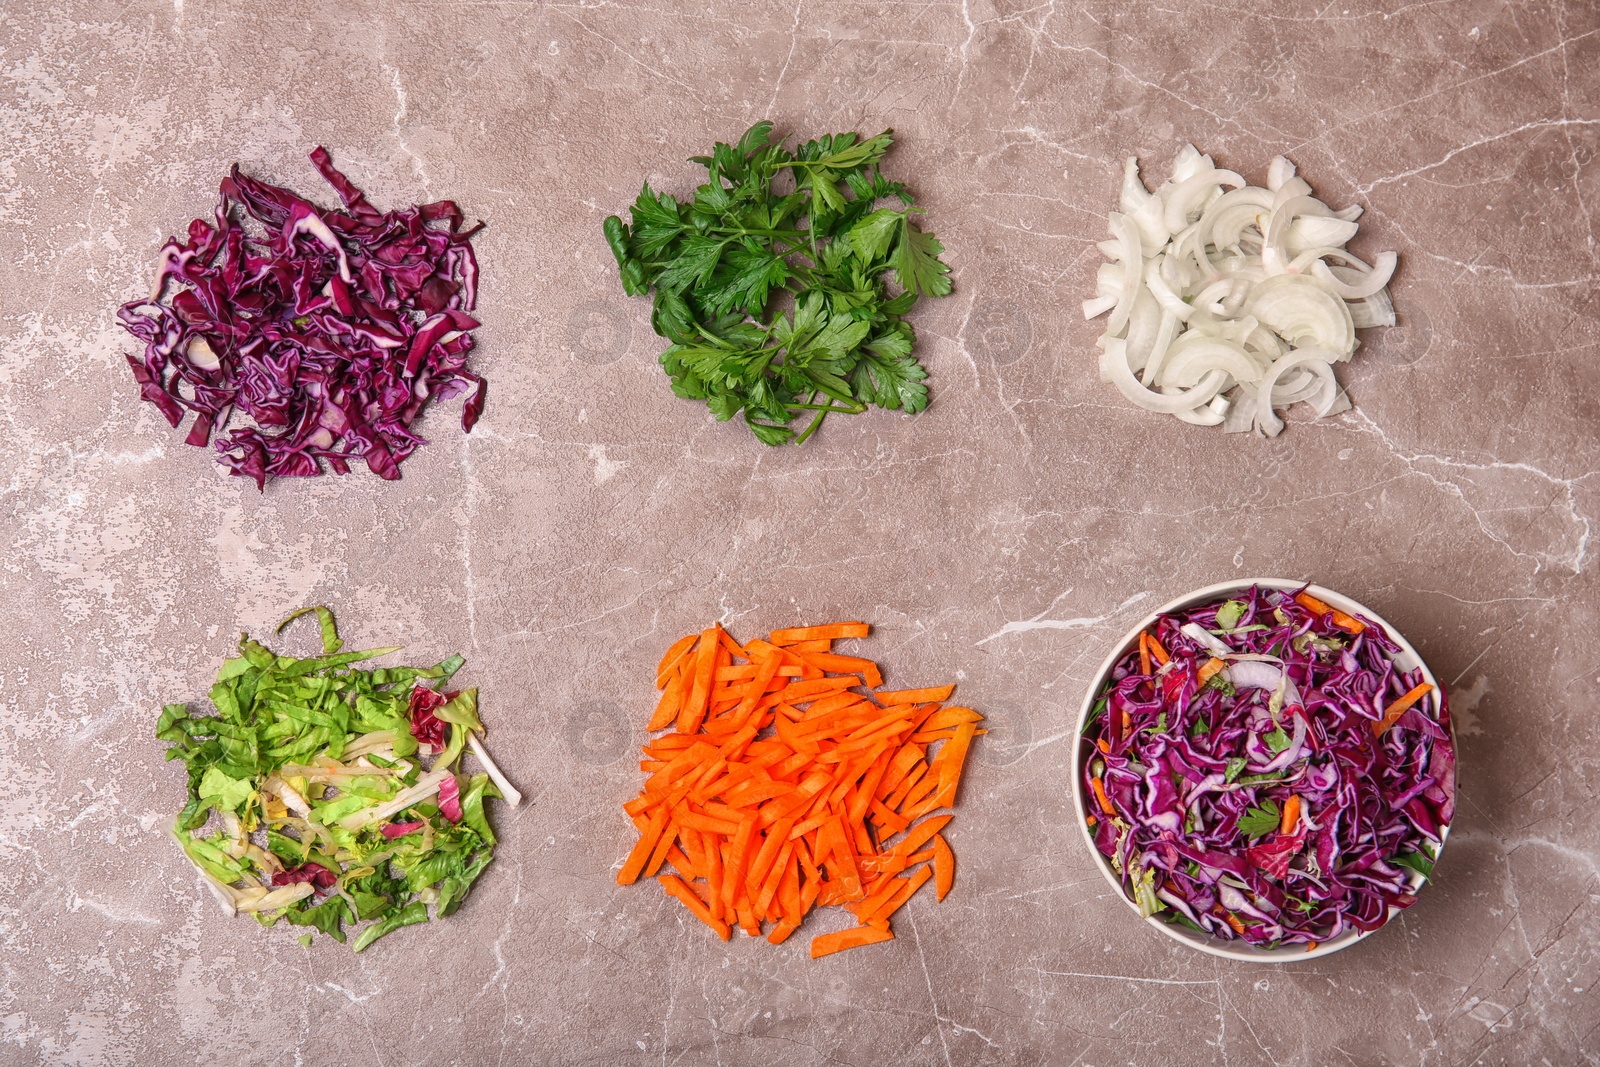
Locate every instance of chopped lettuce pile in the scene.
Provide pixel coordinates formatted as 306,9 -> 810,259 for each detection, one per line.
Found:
1083,586 -> 1454,949
157,607 -> 520,950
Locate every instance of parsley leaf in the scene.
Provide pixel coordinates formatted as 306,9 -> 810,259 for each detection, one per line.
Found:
1237,801 -> 1281,838
892,217 -> 952,297
1264,726 -> 1292,754
604,122 -> 953,445
1392,851 -> 1434,882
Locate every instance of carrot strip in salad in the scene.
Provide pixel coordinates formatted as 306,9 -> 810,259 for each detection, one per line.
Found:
1373,682 -> 1435,737
1281,794 -> 1301,835
1197,657 -> 1227,685
1090,776 -> 1116,816
1294,590 -> 1366,635
1147,633 -> 1170,666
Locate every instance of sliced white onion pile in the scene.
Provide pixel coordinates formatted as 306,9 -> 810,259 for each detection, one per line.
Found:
1083,146 -> 1397,435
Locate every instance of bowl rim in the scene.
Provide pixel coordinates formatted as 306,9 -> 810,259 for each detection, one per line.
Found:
1071,578 -> 1454,963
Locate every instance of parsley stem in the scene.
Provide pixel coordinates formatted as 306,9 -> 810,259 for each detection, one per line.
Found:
711,226 -> 808,241
793,408 -> 829,445
786,401 -> 867,414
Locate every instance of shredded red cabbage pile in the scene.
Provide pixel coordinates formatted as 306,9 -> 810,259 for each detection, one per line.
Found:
1083,586 -> 1455,949
117,148 -> 485,489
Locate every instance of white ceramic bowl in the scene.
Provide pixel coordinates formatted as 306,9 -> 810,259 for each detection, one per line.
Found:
1072,579 -> 1453,962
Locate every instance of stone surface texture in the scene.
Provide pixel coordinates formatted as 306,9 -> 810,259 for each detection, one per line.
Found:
2,1 -> 1598,1064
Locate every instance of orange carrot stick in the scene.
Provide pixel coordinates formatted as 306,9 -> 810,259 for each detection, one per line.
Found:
732,650 -> 784,723
887,813 -> 952,858
745,818 -> 796,898
1281,794 -> 1301,835
770,622 -> 870,645
875,685 -> 955,706
644,816 -> 678,877
850,871 -> 905,920
705,833 -> 725,921
734,899 -> 760,937
714,623 -> 749,661
848,747 -> 896,823
871,866 -> 932,923
648,663 -> 692,732
1139,633 -> 1152,677
660,875 -> 731,941
919,707 -> 984,731
679,628 -> 719,733
786,650 -> 884,688
1373,682 -> 1435,737
718,813 -> 758,905
869,797 -> 910,834
755,838 -> 796,916
1197,657 -> 1226,685
932,833 -> 955,902
817,816 -> 863,899
1147,633 -> 1170,666
883,762 -> 928,811
677,807 -> 742,836
809,925 -> 894,958
1294,591 -> 1366,634
657,632 -> 700,685
931,721 -> 977,806
901,789 -> 948,822
898,772 -> 940,814
618,805 -> 669,885
666,846 -> 697,880
876,745 -> 924,799
1090,776 -> 1115,816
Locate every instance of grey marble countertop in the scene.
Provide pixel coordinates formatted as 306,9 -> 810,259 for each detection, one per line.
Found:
3,1 -> 1597,1064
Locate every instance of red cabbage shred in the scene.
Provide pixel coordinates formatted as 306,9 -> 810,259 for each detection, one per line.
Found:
1084,585 -> 1455,949
117,148 -> 486,489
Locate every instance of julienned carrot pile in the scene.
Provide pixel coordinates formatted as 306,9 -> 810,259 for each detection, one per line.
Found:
617,621 -> 982,958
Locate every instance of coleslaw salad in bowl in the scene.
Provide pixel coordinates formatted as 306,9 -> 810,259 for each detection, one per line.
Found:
1072,580 -> 1455,962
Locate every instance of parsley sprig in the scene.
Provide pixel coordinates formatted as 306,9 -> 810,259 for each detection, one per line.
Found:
603,122 -> 953,445
1236,800 -> 1282,838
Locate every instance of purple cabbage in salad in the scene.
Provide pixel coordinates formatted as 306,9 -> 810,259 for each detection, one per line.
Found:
1083,585 -> 1455,949
118,148 -> 485,489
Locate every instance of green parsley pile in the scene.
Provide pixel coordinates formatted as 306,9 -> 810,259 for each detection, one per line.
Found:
603,122 -> 953,445
157,607 -> 521,951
